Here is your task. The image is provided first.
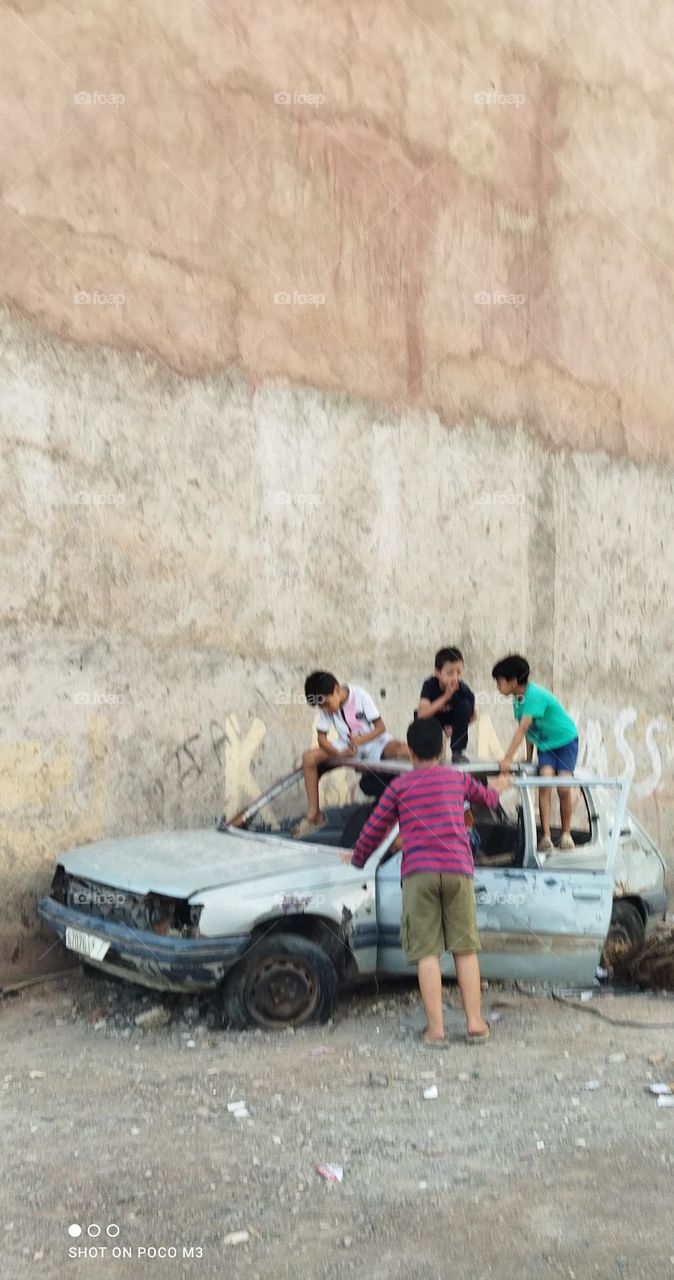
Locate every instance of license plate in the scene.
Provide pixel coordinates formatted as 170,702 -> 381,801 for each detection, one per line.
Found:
65,927 -> 110,962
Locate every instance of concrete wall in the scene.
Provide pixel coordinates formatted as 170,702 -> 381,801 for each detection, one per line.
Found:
1,2 -> 673,974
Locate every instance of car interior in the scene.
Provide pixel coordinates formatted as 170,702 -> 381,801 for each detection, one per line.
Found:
242,765 -> 594,865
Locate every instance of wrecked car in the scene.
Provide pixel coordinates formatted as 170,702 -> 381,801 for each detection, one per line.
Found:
38,761 -> 667,1029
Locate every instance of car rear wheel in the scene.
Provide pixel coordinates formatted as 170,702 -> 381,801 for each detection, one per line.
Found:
220,932 -> 339,1030
602,900 -> 646,968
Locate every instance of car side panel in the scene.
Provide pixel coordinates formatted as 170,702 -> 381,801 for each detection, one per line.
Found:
375,857 -> 613,985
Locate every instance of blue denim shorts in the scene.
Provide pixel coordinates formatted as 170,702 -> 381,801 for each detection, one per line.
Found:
537,737 -> 579,773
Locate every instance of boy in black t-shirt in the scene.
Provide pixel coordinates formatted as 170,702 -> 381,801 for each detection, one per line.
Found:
416,647 -> 476,763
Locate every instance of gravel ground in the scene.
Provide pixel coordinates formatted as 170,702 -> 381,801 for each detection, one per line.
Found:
2,971 -> 674,1280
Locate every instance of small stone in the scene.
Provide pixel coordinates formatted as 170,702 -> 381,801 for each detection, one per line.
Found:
343,1236 -> 353,1248
130,1127 -> 140,1136
134,1006 -> 171,1030
273,1135 -> 282,1145
575,1138 -> 587,1148
423,1085 -> 438,1100
185,1039 -> 196,1049
608,1052 -> 626,1064
537,1140 -> 545,1150
224,1230 -> 249,1246
458,1072 -> 470,1083
28,1071 -> 46,1080
418,1181 -> 428,1189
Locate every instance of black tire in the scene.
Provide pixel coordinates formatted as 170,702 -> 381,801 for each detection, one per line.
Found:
220,932 -> 339,1031
602,900 -> 646,968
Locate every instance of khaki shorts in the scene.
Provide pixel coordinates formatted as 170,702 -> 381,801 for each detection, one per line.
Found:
401,873 -> 480,963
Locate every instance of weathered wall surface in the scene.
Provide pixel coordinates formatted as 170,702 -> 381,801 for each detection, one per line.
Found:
1,2 -> 673,974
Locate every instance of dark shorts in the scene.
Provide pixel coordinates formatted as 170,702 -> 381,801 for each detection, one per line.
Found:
401,873 -> 480,962
537,737 -> 579,773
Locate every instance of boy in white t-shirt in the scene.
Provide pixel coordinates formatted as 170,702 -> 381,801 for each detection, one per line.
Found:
293,670 -> 408,838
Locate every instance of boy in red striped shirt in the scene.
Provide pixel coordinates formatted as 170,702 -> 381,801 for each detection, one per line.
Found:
350,718 -> 512,1044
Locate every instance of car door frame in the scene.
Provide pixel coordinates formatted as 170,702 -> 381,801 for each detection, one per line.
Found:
472,774 -> 629,985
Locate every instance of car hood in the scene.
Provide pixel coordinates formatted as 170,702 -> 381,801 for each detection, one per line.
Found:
57,829 -> 344,898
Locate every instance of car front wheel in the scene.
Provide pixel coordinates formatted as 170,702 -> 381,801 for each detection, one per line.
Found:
602,900 -> 646,968
220,932 -> 339,1030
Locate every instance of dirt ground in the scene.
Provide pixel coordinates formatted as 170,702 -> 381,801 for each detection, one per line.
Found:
2,970 -> 674,1280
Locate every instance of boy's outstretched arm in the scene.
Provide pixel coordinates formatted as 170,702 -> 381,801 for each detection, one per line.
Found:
500,716 -> 532,770
464,772 -> 512,811
349,784 -> 400,867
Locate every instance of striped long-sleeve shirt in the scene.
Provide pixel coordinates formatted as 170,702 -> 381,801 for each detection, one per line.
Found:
351,765 -> 501,878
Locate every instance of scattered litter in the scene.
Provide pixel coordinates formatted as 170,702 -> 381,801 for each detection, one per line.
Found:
418,1180 -> 428,1189
575,1138 -> 587,1148
227,1100 -> 250,1120
423,1085 -> 438,1100
648,1083 -> 672,1096
657,1095 -> 674,1109
488,1011 -> 502,1023
579,991 -> 594,1003
343,1236 -> 353,1248
316,1163 -> 343,1182
272,1135 -> 281,1145
28,1071 -> 45,1080
584,1080 -> 601,1090
419,1071 -> 436,1080
536,1140 -> 545,1150
134,1006 -> 171,1030
571,1097 -> 580,1106
458,1073 -> 470,1083
224,1231 -> 249,1246
130,1127 -> 140,1136
311,1046 -> 336,1057
185,1039 -> 196,1049
608,1052 -> 626,1064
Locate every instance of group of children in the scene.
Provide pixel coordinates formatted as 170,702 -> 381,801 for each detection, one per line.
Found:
294,648 -> 579,1046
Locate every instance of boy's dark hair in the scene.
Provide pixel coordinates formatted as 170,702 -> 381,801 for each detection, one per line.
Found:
407,716 -> 444,760
434,646 -> 464,669
304,670 -> 339,706
491,654 -> 530,684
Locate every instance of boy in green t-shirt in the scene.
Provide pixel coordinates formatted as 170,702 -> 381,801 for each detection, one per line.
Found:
491,654 -> 579,854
